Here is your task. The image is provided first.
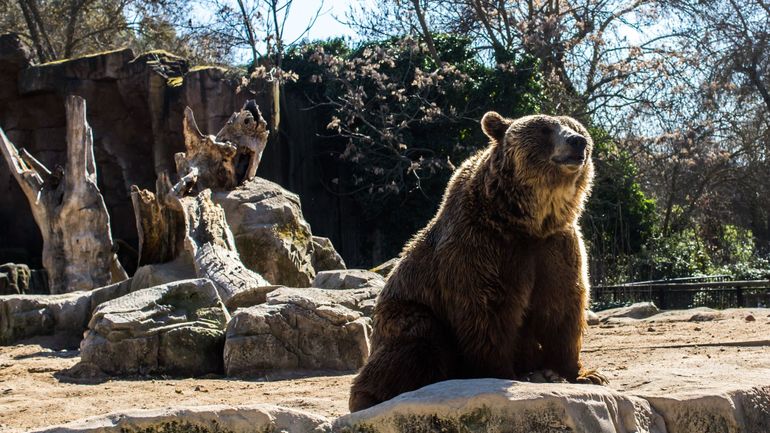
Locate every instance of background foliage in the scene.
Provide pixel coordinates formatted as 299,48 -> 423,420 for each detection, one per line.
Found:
1,0 -> 768,284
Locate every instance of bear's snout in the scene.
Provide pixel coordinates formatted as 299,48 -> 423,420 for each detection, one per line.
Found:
566,135 -> 587,154
551,132 -> 587,167
562,135 -> 587,164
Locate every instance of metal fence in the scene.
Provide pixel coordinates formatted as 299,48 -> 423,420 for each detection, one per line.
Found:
592,276 -> 770,309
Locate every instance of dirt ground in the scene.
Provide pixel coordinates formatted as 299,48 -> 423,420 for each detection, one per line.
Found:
1,307 -> 769,432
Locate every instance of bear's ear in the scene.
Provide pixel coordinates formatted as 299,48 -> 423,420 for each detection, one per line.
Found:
481,112 -> 512,142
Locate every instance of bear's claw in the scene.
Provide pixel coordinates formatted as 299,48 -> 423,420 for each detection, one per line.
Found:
576,369 -> 609,385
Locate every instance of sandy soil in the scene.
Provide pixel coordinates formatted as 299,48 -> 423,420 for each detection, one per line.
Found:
1,307 -> 769,432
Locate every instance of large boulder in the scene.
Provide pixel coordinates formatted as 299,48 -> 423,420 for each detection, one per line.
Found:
0,262 -> 31,295
0,291 -> 91,346
335,379 -> 664,433
0,262 -> 47,295
30,404 -> 331,433
212,177 -> 316,287
312,270 -> 385,291
0,278 -> 134,346
224,288 -> 373,376
130,256 -> 196,292
78,278 -> 229,376
311,236 -> 346,272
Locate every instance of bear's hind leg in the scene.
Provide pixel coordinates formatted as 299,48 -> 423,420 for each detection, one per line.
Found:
348,301 -> 460,412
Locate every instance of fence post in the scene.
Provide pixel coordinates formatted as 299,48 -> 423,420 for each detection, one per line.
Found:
657,285 -> 666,309
736,286 -> 744,307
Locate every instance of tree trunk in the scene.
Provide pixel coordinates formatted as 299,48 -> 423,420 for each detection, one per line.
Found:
0,95 -> 127,293
410,0 -> 439,62
130,173 -> 185,266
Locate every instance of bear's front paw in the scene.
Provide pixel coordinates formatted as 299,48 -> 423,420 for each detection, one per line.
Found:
576,369 -> 609,385
521,369 -> 568,383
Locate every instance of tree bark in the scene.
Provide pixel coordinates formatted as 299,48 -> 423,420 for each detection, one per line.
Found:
410,0 -> 439,62
0,95 -> 127,293
130,173 -> 185,266
175,100 -> 269,191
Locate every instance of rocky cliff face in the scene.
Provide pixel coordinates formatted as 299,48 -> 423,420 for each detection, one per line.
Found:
0,33 -> 398,273
0,35 -> 261,272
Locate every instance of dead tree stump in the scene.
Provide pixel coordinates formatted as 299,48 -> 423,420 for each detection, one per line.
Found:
131,101 -> 270,302
130,173 -> 186,266
176,100 -> 269,191
0,96 -> 127,293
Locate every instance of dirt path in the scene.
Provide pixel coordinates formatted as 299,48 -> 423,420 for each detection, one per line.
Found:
1,308 -> 769,432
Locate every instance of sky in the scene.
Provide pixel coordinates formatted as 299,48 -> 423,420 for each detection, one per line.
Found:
188,0 -> 361,64
280,0 -> 358,43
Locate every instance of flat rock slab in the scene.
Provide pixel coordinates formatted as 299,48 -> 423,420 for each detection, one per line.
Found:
336,379 -> 770,433
312,269 -> 385,290
267,286 -> 380,316
130,257 -> 196,292
78,278 -> 229,376
337,379 -> 663,433
0,278 -> 133,347
30,404 -> 331,433
596,301 -> 661,321
645,386 -> 770,433
224,284 -> 285,311
224,289 -> 372,376
21,381 -> 770,433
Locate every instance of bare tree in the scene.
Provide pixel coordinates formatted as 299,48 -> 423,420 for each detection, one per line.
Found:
184,0 -> 325,68
346,0 -> 683,125
0,0 -> 190,63
183,0 -> 324,132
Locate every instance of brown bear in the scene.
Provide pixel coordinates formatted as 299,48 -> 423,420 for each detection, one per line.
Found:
348,112 -> 606,412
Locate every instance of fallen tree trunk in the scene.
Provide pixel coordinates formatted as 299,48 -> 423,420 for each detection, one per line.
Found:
0,95 -> 127,293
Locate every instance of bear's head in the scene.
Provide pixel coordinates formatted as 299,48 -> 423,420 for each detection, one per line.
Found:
481,112 -> 593,186
479,112 -> 593,235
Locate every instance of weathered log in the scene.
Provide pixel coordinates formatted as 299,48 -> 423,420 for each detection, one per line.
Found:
132,178 -> 268,301
175,100 -> 268,191
216,100 -> 269,181
194,242 -> 269,301
170,183 -> 270,300
0,96 -> 127,293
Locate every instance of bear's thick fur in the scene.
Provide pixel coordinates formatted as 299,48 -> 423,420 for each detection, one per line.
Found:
349,112 -> 606,412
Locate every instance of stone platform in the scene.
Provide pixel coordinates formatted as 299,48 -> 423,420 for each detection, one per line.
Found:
2,307 -> 768,433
